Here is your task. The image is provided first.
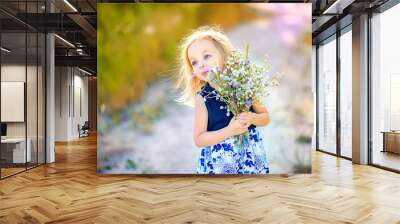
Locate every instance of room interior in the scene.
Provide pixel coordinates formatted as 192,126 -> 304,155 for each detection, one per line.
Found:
1,30 -> 46,178
0,0 -> 399,223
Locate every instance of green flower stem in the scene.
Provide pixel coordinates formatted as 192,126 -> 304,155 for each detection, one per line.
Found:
245,44 -> 249,62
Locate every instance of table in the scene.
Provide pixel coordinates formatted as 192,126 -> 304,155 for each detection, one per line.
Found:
1,138 -> 31,163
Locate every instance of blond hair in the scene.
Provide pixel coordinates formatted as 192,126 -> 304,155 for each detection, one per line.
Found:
175,26 -> 234,107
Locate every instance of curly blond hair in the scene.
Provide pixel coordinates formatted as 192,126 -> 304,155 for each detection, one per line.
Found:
175,25 -> 234,106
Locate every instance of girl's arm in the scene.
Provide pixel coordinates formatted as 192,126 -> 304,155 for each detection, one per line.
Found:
237,100 -> 270,127
193,94 -> 247,148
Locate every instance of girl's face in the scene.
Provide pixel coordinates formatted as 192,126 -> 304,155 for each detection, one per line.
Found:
187,38 -> 224,81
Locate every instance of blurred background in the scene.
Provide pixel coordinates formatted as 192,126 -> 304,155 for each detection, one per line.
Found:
98,3 -> 312,174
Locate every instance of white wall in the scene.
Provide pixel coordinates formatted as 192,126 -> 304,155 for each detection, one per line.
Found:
55,67 -> 89,141
1,65 -> 39,138
1,82 -> 25,122
1,65 -> 26,129
1,64 -> 46,164
55,66 -> 69,141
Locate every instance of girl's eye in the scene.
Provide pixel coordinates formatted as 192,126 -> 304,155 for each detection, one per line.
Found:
191,60 -> 198,66
204,54 -> 212,60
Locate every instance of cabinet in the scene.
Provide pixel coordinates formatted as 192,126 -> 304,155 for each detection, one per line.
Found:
382,131 -> 400,154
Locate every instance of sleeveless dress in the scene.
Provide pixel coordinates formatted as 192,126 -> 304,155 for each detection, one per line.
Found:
196,82 -> 269,174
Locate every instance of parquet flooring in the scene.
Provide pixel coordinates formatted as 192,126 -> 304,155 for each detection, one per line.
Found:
0,134 -> 399,223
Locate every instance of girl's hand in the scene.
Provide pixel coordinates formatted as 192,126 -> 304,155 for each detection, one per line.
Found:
227,117 -> 249,136
236,112 -> 255,126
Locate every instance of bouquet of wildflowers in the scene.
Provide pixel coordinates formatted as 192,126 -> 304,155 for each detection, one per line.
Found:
208,45 -> 279,149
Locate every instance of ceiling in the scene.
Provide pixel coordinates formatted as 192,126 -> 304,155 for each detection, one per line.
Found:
0,0 -> 97,74
309,0 -> 390,43
0,0 -> 395,75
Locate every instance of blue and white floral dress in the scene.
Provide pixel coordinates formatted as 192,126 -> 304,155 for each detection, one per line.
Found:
196,82 -> 269,174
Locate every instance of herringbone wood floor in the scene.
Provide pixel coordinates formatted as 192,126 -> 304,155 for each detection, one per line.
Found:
1,134 -> 400,224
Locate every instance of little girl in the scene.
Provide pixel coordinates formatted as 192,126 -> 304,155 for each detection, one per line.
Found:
176,26 -> 271,174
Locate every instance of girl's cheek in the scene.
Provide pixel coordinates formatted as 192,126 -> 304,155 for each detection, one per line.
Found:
219,60 -> 225,70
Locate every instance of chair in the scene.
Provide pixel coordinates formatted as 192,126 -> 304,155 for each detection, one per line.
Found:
78,121 -> 90,138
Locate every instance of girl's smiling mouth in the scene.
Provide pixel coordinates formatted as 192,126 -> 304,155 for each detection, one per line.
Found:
199,67 -> 212,77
